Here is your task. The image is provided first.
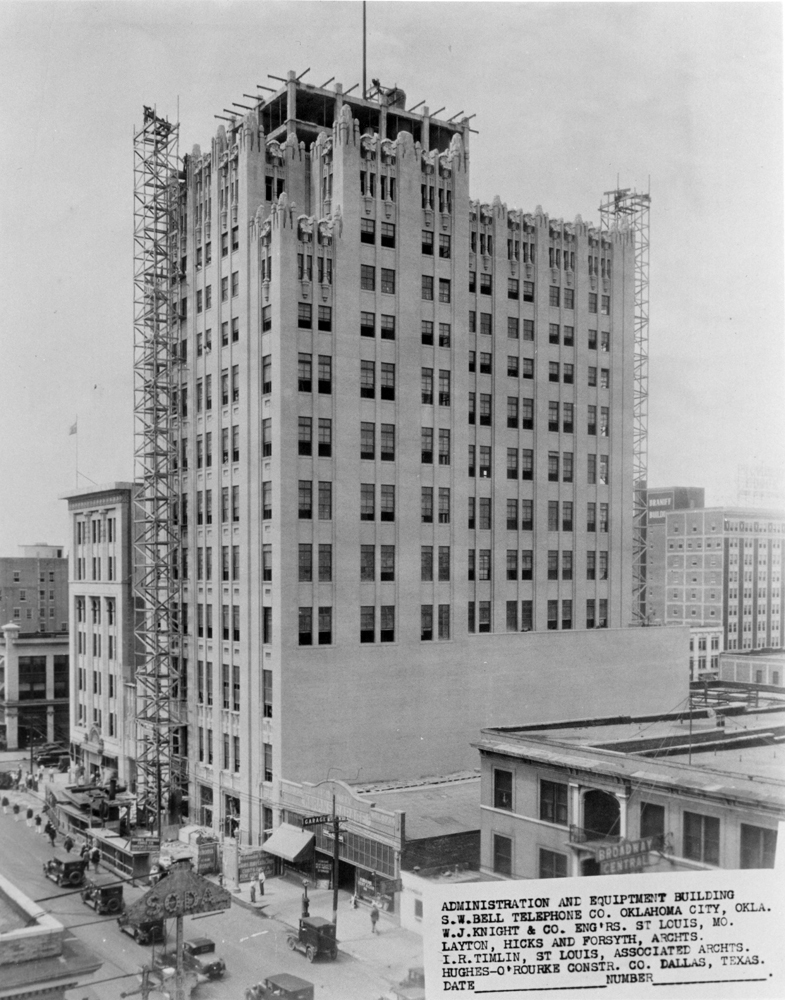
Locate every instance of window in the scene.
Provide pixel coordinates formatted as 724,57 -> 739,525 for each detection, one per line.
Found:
360,360 -> 375,399
540,780 -> 568,824
548,452 -> 559,482
298,417 -> 312,456
298,353 -> 312,392
380,605 -> 395,642
438,604 -> 450,639
317,304 -> 333,333
587,551 -> 596,580
360,422 -> 375,459
539,849 -> 567,879
438,429 -> 451,465
562,551 -> 573,581
379,221 -> 395,248
588,454 -> 597,485
479,393 -> 491,426
438,233 -> 451,258
562,452 -> 573,483
381,362 -> 395,400
298,544 -> 312,583
507,397 -> 519,428
299,607 -> 313,646
421,320 -> 434,345
262,355 -> 272,393
421,230 -> 434,255
600,406 -> 609,437
493,835 -> 512,877
380,545 -> 395,582
360,264 -> 375,290
564,288 -> 574,309
506,448 -> 518,480
360,544 -> 375,582
381,268 -> 395,294
563,403 -> 574,434
421,546 -> 434,583
601,294 -> 610,315
599,455 -> 609,484
361,311 -> 375,337
520,549 -> 533,581
548,500 -> 559,532
478,550 -> 491,581
740,824 -> 777,869
318,418 -> 332,457
506,550 -> 518,581
589,292 -> 598,314
683,811 -> 720,865
438,370 -> 451,406
600,368 -> 610,389
318,544 -> 332,583
468,549 -> 476,581
599,550 -> 608,580
318,481 -> 332,520
640,802 -> 665,842
381,314 -> 395,340
521,449 -> 533,481
549,323 -> 560,345
421,275 -> 434,300
563,363 -> 574,384
360,218 -> 375,244
421,487 -> 433,523
480,313 -> 492,337
360,483 -> 375,521
494,769 -> 513,810
507,277 -> 519,301
479,352 -> 492,375
380,424 -> 395,461
548,401 -> 559,432
468,445 -> 475,478
549,362 -> 559,383
479,445 -> 491,478
231,271 -> 239,296
522,357 -> 533,379
298,480 -> 312,519
438,487 -> 451,524
479,273 -> 492,295
478,601 -> 491,633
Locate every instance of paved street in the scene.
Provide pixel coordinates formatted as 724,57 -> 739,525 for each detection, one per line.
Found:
0,764 -> 421,1000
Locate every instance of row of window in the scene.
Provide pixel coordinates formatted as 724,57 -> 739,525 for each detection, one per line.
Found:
75,597 -> 116,626
14,589 -> 59,603
197,727 -> 242,773
76,631 -> 116,659
74,557 -> 117,582
75,519 -> 117,545
468,599 -> 607,633
197,660 -> 241,711
190,604 -> 241,642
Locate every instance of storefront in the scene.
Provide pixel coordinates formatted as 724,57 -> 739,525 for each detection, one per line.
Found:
261,822 -> 315,879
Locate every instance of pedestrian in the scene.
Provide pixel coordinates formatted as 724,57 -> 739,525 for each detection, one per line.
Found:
63,835 -> 74,854
370,902 -> 379,934
218,872 -> 224,888
34,814 -> 42,834
90,846 -> 100,873
249,883 -> 256,904
46,822 -> 56,847
37,765 -> 44,783
48,767 -> 54,783
350,893 -> 358,909
2,796 -> 8,815
80,842 -> 90,860
258,870 -> 265,896
12,803 -> 20,823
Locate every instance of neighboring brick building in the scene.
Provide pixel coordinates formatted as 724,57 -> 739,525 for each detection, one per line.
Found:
0,623 -> 69,750
719,648 -> 785,687
141,70 -> 694,846
0,545 -> 68,635
646,503 -> 784,652
474,707 -> 783,881
62,484 -> 139,785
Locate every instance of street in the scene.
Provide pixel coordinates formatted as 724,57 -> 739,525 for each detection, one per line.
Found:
0,777 -> 397,1000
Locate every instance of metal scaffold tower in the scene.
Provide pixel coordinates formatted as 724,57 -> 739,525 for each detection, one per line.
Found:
132,107 -> 182,834
600,187 -> 651,624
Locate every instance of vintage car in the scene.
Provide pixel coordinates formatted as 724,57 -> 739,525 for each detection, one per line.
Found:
154,937 -> 226,979
117,910 -> 165,945
245,973 -> 315,999
80,873 -> 124,914
42,854 -> 88,887
286,916 -> 338,963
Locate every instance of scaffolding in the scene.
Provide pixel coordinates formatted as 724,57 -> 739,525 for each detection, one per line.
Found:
132,107 -> 182,834
600,187 -> 651,624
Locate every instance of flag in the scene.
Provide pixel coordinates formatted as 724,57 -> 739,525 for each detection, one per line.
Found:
69,422 -> 77,436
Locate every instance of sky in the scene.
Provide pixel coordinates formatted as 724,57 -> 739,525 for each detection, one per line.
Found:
0,1 -> 782,557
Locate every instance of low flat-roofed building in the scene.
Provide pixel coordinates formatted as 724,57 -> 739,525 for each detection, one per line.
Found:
719,648 -> 785,688
274,772 -> 481,916
0,870 -> 101,998
474,705 -> 784,881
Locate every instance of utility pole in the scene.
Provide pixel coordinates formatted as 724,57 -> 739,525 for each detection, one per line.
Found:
174,911 -> 185,1000
332,795 -> 340,933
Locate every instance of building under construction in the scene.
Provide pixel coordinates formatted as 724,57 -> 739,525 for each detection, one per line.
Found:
124,72 -> 685,854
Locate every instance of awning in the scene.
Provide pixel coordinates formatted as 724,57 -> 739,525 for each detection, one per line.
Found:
262,823 -> 314,863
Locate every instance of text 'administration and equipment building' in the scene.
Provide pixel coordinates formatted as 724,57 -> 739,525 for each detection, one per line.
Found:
79,75 -> 688,845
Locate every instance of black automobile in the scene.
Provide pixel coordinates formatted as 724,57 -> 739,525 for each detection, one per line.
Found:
33,744 -> 69,768
117,910 -> 165,945
154,937 -> 226,979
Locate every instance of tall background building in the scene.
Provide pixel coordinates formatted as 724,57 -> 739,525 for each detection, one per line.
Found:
127,75 -> 686,845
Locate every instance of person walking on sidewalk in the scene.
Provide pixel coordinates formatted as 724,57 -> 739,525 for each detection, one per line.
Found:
258,870 -> 265,896
370,902 -> 380,935
45,821 -> 56,847
63,835 -> 74,854
90,846 -> 100,873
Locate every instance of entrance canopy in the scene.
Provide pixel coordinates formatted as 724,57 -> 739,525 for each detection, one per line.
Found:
262,823 -> 314,863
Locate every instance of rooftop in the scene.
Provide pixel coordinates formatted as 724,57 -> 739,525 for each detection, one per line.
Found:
355,773 -> 480,840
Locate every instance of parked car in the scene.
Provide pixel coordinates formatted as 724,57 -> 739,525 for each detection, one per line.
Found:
117,910 -> 165,945
154,937 -> 226,979
80,873 -> 124,914
245,973 -> 315,999
43,854 -> 88,887
286,917 -> 337,962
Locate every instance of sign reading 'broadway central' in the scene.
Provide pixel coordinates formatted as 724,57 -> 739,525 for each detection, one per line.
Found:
598,835 -> 658,874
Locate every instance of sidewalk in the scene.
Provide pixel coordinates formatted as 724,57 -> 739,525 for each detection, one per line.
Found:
207,872 -> 424,989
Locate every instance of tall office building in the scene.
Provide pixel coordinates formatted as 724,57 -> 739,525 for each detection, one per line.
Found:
647,504 -> 784,652
159,73 -> 662,843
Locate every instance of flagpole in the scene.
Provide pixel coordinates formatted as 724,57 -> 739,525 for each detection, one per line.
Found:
74,417 -> 78,487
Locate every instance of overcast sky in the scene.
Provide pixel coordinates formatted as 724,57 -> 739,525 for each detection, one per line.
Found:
0,1 -> 782,556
